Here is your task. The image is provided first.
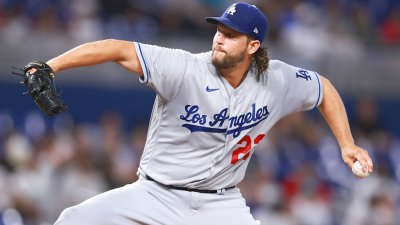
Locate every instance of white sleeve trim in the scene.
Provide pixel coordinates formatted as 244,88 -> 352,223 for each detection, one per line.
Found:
313,72 -> 323,108
134,42 -> 150,84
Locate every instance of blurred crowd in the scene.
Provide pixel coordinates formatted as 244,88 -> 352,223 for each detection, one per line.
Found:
0,0 -> 399,46
0,97 -> 399,225
0,111 -> 148,225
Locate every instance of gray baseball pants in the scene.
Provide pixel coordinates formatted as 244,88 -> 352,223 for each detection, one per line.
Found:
53,177 -> 259,225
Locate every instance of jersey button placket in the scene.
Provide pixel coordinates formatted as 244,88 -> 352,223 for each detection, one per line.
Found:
224,93 -> 237,153
230,90 -> 238,115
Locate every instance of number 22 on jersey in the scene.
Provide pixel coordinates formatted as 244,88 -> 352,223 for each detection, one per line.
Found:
231,134 -> 265,164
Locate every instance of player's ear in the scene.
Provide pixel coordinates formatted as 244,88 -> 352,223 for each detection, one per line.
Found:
247,40 -> 260,55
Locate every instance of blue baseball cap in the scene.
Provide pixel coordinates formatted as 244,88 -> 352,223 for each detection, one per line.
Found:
206,2 -> 267,42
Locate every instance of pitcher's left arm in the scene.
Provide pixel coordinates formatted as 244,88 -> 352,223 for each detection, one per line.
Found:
318,76 -> 373,175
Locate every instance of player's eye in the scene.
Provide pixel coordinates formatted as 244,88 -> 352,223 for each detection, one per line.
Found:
220,31 -> 232,38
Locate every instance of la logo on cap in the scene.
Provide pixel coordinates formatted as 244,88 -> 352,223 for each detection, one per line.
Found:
226,4 -> 237,15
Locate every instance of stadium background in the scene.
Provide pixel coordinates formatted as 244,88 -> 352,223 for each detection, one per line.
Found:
0,0 -> 400,224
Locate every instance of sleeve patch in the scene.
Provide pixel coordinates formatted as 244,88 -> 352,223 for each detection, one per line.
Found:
296,69 -> 312,81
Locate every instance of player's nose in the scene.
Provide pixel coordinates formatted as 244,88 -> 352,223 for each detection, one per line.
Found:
214,31 -> 224,44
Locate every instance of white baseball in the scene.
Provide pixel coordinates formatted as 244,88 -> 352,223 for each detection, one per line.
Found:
352,161 -> 370,178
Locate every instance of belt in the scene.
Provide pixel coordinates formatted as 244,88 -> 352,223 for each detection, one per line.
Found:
145,175 -> 235,194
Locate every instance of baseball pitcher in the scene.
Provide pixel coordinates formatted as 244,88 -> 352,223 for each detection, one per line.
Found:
21,2 -> 373,225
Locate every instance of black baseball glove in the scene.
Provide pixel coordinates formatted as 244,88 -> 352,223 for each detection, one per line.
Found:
13,61 -> 68,116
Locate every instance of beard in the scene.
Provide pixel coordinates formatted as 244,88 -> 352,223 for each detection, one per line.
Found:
211,47 -> 246,70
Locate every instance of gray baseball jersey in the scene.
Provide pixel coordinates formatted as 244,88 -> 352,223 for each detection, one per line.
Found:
134,42 -> 323,190
54,43 -> 323,225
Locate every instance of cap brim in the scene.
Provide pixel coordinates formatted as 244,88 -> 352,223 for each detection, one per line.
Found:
205,17 -> 249,35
